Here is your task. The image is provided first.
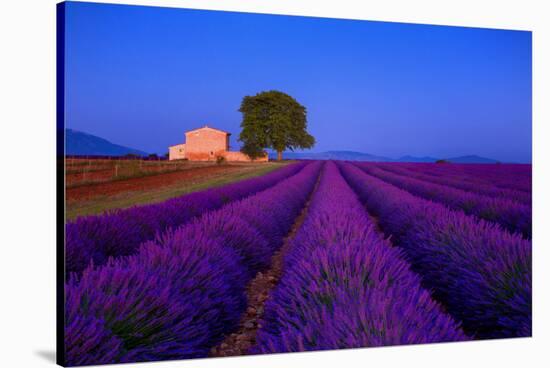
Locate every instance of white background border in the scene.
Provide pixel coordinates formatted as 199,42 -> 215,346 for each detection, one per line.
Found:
1,0 -> 548,367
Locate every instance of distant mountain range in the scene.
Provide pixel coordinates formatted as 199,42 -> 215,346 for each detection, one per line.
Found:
397,155 -> 440,163
65,129 -> 500,163
275,150 -> 392,162
270,150 -> 500,163
441,155 -> 500,164
65,129 -> 148,156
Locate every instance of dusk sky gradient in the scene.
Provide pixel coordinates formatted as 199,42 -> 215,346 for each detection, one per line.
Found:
64,1 -> 532,162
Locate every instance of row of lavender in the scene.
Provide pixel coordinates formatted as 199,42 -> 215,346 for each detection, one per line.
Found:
393,162 -> 531,193
65,162 -> 324,365
375,163 -> 531,206
355,163 -> 531,238
339,162 -> 531,339
66,161 -> 307,276
254,162 -> 466,353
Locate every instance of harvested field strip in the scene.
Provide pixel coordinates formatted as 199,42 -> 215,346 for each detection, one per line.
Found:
68,164 -> 273,201
65,159 -> 218,186
66,163 -> 290,219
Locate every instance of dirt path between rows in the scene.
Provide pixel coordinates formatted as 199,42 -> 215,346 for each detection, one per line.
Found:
66,165 -> 243,201
210,170 -> 322,357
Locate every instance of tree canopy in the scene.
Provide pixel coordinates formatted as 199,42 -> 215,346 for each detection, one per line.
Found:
238,90 -> 315,161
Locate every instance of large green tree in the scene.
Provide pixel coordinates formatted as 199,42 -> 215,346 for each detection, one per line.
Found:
238,90 -> 315,161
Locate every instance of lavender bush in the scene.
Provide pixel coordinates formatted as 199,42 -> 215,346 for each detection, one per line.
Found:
339,162 -> 531,339
65,236 -> 246,364
394,162 -> 531,193
66,161 -> 307,276
375,163 -> 531,206
254,162 -> 466,353
356,163 -> 531,238
64,161 -> 323,365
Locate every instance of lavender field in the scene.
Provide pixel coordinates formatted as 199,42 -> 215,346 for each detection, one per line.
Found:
64,160 -> 531,365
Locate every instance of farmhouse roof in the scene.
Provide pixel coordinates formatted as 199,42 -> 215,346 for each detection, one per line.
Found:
185,125 -> 231,135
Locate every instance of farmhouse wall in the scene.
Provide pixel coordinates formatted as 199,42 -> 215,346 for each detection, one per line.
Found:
185,128 -> 228,161
168,144 -> 186,160
222,151 -> 268,162
168,125 -> 268,162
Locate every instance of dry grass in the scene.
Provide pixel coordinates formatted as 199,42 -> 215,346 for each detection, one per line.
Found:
66,161 -> 291,220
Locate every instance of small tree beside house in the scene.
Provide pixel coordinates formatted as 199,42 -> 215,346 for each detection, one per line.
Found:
238,90 -> 315,161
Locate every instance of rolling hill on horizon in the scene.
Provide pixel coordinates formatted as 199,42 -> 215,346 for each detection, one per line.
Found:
272,150 -> 503,164
65,129 -> 148,156
275,150 -> 392,162
443,155 -> 500,164
65,129 -> 505,163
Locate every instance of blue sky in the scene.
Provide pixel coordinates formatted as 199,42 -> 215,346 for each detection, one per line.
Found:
63,1 -> 532,162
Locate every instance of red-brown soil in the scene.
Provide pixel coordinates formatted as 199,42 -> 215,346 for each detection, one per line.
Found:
209,250 -> 289,357
210,173 -> 319,357
66,165 -> 242,201
66,169 -> 113,184
65,159 -> 218,187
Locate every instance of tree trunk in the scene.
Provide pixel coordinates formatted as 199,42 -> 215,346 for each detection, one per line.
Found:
277,150 -> 283,161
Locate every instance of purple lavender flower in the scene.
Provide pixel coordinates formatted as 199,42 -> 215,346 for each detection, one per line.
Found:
65,161 -> 324,364
339,162 -> 531,339
254,162 -> 466,353
354,163 -> 531,237
66,162 -> 307,276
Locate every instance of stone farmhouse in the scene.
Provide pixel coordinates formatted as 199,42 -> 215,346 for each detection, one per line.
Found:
168,125 -> 268,162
